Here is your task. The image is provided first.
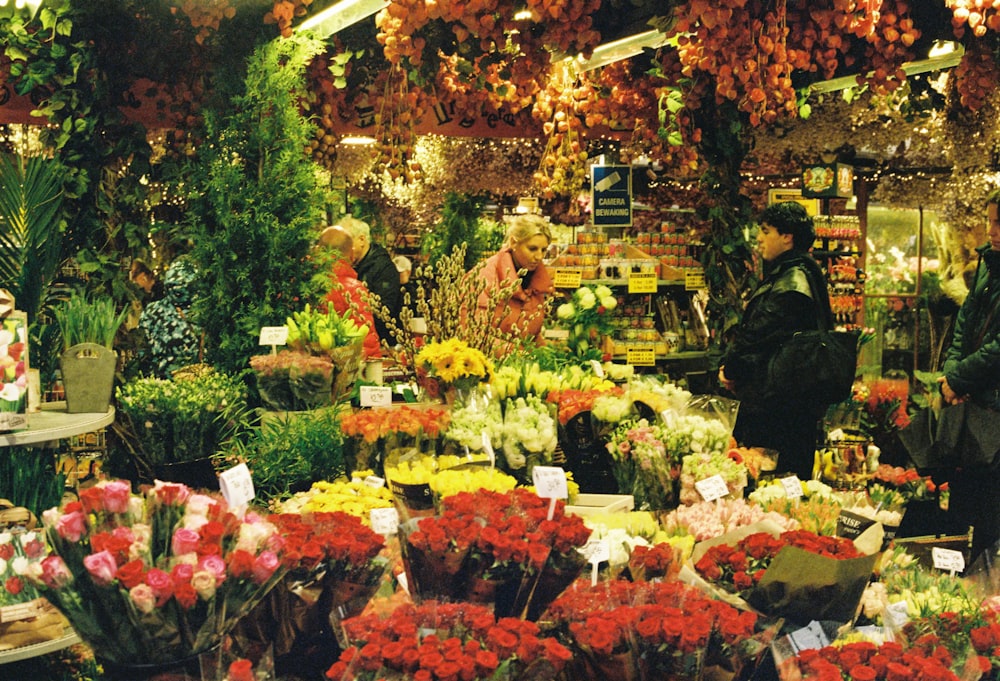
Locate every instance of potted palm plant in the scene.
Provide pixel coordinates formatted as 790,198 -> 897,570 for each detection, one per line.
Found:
52,292 -> 127,413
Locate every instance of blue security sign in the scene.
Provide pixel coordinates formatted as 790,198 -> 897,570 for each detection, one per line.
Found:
591,164 -> 632,227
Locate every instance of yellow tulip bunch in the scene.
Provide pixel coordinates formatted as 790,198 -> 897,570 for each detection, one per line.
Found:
279,474 -> 394,519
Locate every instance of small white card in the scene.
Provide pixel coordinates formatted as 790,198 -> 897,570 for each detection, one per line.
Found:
932,547 -> 966,574
219,463 -> 255,508
788,620 -> 829,654
589,360 -> 605,378
481,432 -> 496,467
258,326 -> 288,346
532,466 -> 568,499
363,475 -> 386,489
780,475 -> 803,498
695,474 -> 729,502
359,385 -> 393,407
579,537 -> 611,564
370,507 -> 399,536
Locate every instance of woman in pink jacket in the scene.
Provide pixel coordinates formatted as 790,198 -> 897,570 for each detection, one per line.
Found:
476,214 -> 554,345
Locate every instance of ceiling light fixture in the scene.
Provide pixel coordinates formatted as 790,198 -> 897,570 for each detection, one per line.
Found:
297,0 -> 390,39
561,29 -> 671,72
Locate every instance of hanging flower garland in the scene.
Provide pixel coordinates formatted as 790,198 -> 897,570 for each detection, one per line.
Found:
171,0 -> 237,44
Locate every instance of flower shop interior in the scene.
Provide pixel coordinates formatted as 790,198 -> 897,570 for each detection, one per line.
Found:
2,1 -> 1000,680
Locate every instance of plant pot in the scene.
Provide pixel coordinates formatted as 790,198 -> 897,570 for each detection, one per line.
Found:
153,457 -> 219,491
60,342 -> 116,414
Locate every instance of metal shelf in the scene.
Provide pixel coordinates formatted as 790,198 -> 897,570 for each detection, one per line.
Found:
0,630 -> 81,664
0,402 -> 114,448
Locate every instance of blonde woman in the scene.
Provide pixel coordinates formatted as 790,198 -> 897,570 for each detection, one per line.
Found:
476,213 -> 554,342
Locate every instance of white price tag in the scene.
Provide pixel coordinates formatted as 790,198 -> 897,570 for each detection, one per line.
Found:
481,432 -> 496,467
258,326 -> 288,346
363,475 -> 386,489
589,360 -> 605,378
370,507 -> 399,536
579,537 -> 611,564
932,547 -> 966,574
788,621 -> 829,654
780,475 -> 803,499
359,385 -> 393,407
695,474 -> 729,502
884,600 -> 910,630
532,466 -> 568,499
219,463 -> 254,509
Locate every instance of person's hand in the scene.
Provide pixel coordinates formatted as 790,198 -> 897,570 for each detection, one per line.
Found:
937,375 -> 966,405
718,366 -> 736,393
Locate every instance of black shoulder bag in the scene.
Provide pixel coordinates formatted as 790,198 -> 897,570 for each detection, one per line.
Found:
764,272 -> 860,406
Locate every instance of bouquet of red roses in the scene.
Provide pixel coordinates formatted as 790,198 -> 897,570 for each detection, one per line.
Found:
693,528 -> 880,625
777,639 -> 967,681
545,579 -> 775,681
326,601 -> 573,681
31,480 -> 286,668
234,511 -> 388,659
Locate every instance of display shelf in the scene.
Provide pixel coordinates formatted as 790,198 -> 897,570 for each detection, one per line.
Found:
0,630 -> 81,664
0,402 -> 114,448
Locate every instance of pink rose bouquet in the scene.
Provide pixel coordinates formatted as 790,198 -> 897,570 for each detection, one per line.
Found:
30,479 -> 287,667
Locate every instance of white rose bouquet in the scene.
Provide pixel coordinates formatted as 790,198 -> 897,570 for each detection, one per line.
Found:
501,394 -> 558,480
554,284 -> 618,360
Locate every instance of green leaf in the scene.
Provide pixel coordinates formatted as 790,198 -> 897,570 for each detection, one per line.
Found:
334,76 -> 347,89
799,103 -> 812,119
667,130 -> 683,146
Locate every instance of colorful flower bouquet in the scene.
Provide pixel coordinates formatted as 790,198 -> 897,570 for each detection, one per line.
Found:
679,447 -> 747,506
544,579 -> 777,681
30,480 -> 287,668
415,338 -> 494,400
340,405 -> 450,474
0,528 -> 68,649
692,528 -> 880,625
777,639 -> 969,681
660,497 -> 798,542
605,418 -> 681,510
233,511 -> 388,659
748,478 -> 847,536
326,601 -> 573,681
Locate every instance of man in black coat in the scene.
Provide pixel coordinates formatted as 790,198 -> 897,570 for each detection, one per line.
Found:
718,202 -> 834,481
938,190 -> 1000,562
336,215 -> 402,344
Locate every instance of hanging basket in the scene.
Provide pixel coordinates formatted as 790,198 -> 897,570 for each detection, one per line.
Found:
60,343 -> 116,414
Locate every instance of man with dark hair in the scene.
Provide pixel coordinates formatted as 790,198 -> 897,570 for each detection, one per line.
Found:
718,201 -> 834,481
937,189 -> 1000,562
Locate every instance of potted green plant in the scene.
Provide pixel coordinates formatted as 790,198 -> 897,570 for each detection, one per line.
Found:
115,368 -> 250,490
52,292 -> 127,414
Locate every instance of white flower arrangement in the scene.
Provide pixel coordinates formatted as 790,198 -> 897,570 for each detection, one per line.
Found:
501,394 -> 558,470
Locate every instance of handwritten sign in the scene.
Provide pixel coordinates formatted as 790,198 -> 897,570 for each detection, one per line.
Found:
258,326 -> 288,346
219,463 -> 255,509
932,547 -> 966,574
780,475 -> 803,499
628,271 -> 657,293
359,385 -> 393,407
370,507 -> 399,536
695,474 -> 729,502
532,466 -> 568,499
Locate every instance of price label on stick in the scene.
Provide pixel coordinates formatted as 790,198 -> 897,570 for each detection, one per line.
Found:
695,474 -> 729,502
258,326 -> 288,346
780,475 -> 803,499
363,475 -> 386,489
359,386 -> 393,407
532,466 -> 568,499
370,507 -> 399,536
932,547 -> 965,574
219,463 -> 255,509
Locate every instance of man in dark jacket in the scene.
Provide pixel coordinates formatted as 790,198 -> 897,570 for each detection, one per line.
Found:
938,190 -> 1000,561
336,215 -> 402,344
719,202 -> 834,481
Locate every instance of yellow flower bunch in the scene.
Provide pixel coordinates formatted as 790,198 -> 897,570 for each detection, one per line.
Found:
278,474 -> 394,519
386,453 -> 493,486
430,467 -> 518,499
416,338 -> 494,386
491,361 -> 614,401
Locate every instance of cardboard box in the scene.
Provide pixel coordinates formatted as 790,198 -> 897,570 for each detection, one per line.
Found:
565,493 -> 635,516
